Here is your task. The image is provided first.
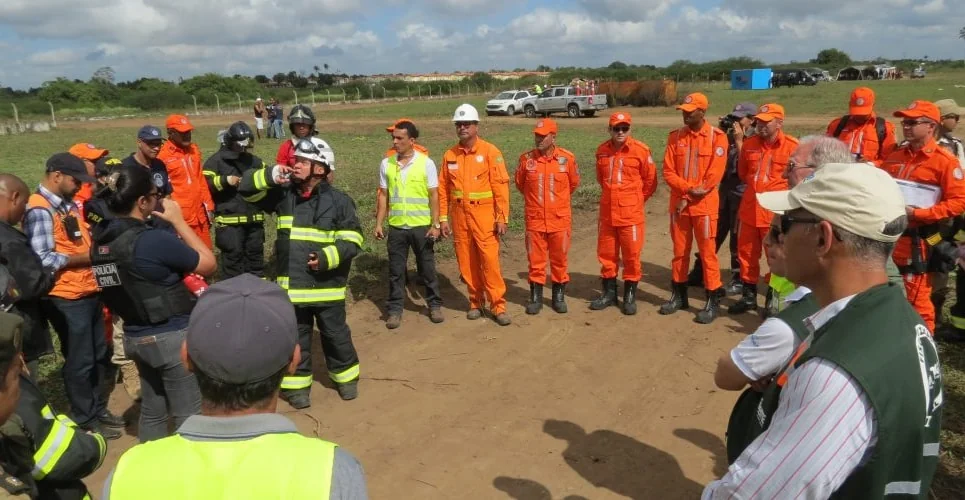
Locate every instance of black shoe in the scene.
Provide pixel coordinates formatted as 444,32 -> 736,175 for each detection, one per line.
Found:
526,282 -> 543,315
724,273 -> 743,296
621,280 -> 638,316
728,283 -> 758,314
696,288 -> 724,324
283,390 -> 311,409
337,381 -> 359,401
590,278 -> 618,310
84,422 -> 122,440
98,410 -> 126,428
687,255 -> 704,287
659,281 -> 690,315
551,282 -> 568,313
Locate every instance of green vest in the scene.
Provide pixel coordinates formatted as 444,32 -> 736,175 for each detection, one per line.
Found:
108,433 -> 337,499
385,154 -> 432,228
725,292 -> 817,464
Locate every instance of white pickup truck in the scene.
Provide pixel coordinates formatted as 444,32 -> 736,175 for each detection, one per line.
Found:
522,86 -> 608,118
485,90 -> 533,116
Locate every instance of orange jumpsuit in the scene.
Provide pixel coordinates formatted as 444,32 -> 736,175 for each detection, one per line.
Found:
879,138 -> 965,331
514,146 -> 580,285
158,141 -> 214,247
736,131 -> 799,284
595,138 -> 658,282
663,122 -> 729,289
825,114 -> 898,165
439,138 -> 511,314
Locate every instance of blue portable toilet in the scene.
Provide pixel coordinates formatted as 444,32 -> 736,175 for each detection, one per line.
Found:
731,68 -> 772,90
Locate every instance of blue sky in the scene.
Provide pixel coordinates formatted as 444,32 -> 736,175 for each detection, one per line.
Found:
0,0 -> 963,89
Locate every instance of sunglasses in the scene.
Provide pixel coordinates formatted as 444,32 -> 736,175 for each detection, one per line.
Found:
901,119 -> 930,127
454,122 -> 476,128
786,159 -> 817,172
611,126 -> 630,133
943,114 -> 960,122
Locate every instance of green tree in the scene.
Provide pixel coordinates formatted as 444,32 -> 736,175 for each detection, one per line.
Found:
91,66 -> 115,84
608,61 -> 628,70
254,74 -> 270,84
810,48 -> 852,67
272,73 -> 287,84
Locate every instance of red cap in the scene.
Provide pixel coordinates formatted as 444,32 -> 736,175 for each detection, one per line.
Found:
68,143 -> 108,161
676,92 -> 709,112
893,100 -> 941,122
754,103 -> 785,122
386,117 -> 415,133
609,112 -> 632,127
165,114 -> 194,133
533,118 -> 558,135
849,87 -> 875,115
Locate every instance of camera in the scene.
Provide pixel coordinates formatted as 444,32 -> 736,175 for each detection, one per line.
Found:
719,114 -> 737,134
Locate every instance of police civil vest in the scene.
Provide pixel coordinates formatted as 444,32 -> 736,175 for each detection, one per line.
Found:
385,154 -> 432,228
108,433 -> 337,499
90,218 -> 196,326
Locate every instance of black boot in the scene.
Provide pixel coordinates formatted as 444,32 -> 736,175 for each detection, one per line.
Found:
551,282 -> 568,313
687,255 -> 704,287
621,280 -> 638,315
728,283 -> 758,314
696,288 -> 724,324
659,281 -> 690,315
526,282 -> 543,315
590,278 -> 618,310
724,273 -> 743,296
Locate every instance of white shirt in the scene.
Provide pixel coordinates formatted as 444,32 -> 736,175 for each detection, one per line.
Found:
731,286 -> 812,381
378,152 -> 438,190
704,294 -> 877,500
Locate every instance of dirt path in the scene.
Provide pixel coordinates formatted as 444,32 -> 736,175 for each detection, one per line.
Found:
85,188 -> 760,499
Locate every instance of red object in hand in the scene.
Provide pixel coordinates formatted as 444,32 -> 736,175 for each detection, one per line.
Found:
183,273 -> 208,297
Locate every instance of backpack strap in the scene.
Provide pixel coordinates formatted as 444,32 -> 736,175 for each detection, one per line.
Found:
832,115 -> 850,138
874,117 -> 887,150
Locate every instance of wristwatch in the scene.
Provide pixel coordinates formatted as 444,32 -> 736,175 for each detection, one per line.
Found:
433,223 -> 441,229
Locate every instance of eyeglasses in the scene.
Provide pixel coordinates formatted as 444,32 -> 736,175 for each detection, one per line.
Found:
611,126 -> 630,133
943,114 -> 960,122
901,119 -> 930,127
454,122 -> 476,128
145,191 -> 160,200
786,159 -> 816,172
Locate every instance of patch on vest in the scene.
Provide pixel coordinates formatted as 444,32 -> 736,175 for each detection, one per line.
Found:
558,157 -> 567,166
916,324 -> 943,427
446,162 -> 457,170
476,155 -> 484,163
97,245 -> 110,255
153,173 -> 164,188
955,168 -> 963,181
92,263 -> 122,288
715,146 -> 725,157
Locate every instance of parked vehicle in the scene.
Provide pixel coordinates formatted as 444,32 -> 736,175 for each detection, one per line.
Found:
522,86 -> 608,118
912,64 -> 926,79
771,69 -> 817,87
485,90 -> 533,116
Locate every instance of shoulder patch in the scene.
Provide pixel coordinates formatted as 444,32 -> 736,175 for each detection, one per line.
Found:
715,146 -> 725,157
954,168 -> 963,181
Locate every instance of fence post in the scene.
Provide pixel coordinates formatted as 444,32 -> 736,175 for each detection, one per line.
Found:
326,89 -> 331,104
355,88 -> 360,102
342,90 -> 346,102
235,93 -> 242,113
191,95 -> 199,115
214,94 -> 221,114
47,101 -> 56,128
292,90 -> 298,105
10,103 -> 19,129
311,90 -> 315,105
406,86 -> 410,99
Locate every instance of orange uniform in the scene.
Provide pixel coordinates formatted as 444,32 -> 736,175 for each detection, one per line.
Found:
439,137 -> 510,315
825,87 -> 898,165
663,120 -> 729,290
384,144 -> 428,158
595,137 -> 658,282
157,140 -> 213,247
515,145 -> 579,285
736,129 -> 799,284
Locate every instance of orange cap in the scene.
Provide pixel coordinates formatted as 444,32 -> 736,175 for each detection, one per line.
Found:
68,143 -> 109,161
533,118 -> 558,136
386,117 -> 415,133
893,100 -> 941,122
609,112 -> 632,127
849,87 -> 875,115
676,92 -> 709,112
165,114 -> 193,133
754,103 -> 785,122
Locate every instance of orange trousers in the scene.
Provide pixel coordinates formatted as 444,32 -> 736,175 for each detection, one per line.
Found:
893,236 -> 935,332
450,201 -> 507,314
598,221 -> 645,281
190,220 -> 213,249
525,230 -> 571,285
671,213 -> 721,289
737,221 -> 770,284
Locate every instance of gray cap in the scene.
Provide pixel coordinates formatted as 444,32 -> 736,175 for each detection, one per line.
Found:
731,102 -> 757,118
187,274 -> 297,384
137,125 -> 163,141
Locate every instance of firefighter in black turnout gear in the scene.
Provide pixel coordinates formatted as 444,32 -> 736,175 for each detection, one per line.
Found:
239,139 -> 363,406
203,121 -> 268,278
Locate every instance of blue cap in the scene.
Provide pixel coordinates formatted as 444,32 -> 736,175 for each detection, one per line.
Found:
137,125 -> 163,141
731,103 -> 757,118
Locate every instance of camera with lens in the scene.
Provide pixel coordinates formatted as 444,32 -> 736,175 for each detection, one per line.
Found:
719,114 -> 737,135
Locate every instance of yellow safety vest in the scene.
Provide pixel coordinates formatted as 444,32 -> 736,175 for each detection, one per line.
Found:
385,154 -> 432,228
768,274 -> 797,313
108,433 -> 337,499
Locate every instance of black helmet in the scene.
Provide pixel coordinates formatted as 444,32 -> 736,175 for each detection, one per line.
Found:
223,121 -> 254,150
288,105 -> 316,127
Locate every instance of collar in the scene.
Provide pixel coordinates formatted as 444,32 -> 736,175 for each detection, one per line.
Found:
761,131 -> 786,149
939,132 -> 961,144
177,413 -> 298,442
395,151 -> 420,168
457,139 -> 480,154
606,138 -> 633,153
784,285 -> 812,304
804,294 -> 856,333
37,185 -> 70,213
533,146 -> 559,160
684,121 -> 711,137
907,137 -> 939,157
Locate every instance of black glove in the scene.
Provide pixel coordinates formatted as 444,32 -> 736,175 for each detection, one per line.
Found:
927,240 -> 958,273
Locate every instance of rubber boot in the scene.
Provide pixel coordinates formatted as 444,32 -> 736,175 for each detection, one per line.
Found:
687,255 -> 704,287
659,281 -> 690,315
621,280 -> 638,316
337,381 -> 358,401
728,283 -> 758,314
526,282 -> 544,315
283,390 -> 311,409
696,288 -> 724,324
724,273 -> 743,296
551,282 -> 568,313
590,278 -> 618,310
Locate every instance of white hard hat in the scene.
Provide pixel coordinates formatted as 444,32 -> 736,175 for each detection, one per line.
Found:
452,103 -> 480,122
293,139 -> 324,164
310,137 -> 335,170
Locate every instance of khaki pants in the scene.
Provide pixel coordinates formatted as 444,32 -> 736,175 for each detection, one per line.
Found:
111,315 -> 132,365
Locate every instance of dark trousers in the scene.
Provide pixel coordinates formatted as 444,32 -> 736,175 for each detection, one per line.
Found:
43,295 -> 109,427
386,226 -> 442,314
215,223 -> 265,279
284,304 -> 360,393
715,191 -> 741,271
950,269 -> 965,329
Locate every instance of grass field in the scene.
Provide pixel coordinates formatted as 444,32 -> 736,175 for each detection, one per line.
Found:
2,73 -> 965,496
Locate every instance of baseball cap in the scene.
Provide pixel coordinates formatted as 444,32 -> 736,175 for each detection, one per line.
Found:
0,313 -> 23,370
849,87 -> 875,115
757,163 -> 905,243
935,99 -> 965,118
94,156 -> 122,177
186,274 -> 298,385
894,100 -> 941,123
609,112 -> 632,127
137,125 -> 164,141
676,92 -> 709,112
256,97 -> 263,102
386,117 -> 415,133
730,102 -> 757,118
45,153 -> 95,183
533,118 -> 558,136
165,114 -> 193,133
754,103 -> 785,122
68,143 -> 109,161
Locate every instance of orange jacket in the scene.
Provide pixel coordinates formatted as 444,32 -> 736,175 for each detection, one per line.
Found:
385,144 -> 429,158
514,146 -> 580,233
737,131 -> 800,227
879,137 -> 965,226
27,193 -> 97,300
595,137 -> 658,227
439,138 -> 510,224
825,113 -> 898,164
662,121 -> 729,217
157,141 -> 213,226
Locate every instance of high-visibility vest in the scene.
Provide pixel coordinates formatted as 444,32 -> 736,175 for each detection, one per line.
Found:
107,433 -> 338,499
27,193 -> 96,300
385,154 -> 432,228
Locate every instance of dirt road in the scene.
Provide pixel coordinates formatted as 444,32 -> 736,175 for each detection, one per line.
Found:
87,189 -> 756,499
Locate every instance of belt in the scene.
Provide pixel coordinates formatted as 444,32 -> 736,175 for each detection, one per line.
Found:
453,198 -> 492,205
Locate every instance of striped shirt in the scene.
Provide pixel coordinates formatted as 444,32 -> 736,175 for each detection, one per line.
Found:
704,295 -> 877,499
23,185 -> 72,272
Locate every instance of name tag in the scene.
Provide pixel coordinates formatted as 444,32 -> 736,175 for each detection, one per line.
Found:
92,263 -> 122,288
447,162 -> 458,170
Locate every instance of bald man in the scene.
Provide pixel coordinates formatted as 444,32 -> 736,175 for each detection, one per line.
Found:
0,174 -> 55,376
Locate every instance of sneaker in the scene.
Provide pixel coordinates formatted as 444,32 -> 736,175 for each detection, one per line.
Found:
429,308 -> 445,323
337,381 -> 359,401
98,410 -> 126,428
466,309 -> 482,320
386,314 -> 401,330
494,313 -> 512,326
84,422 -> 122,440
120,362 -> 141,401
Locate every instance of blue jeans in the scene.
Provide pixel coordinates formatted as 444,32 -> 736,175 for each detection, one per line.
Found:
272,119 -> 285,138
124,328 -> 201,442
44,295 -> 109,427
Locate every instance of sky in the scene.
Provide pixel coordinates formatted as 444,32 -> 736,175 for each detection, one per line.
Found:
0,0 -> 963,89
